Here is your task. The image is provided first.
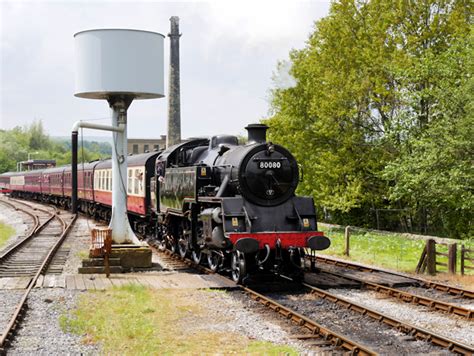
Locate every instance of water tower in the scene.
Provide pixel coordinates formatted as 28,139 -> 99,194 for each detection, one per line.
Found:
73,29 -> 165,244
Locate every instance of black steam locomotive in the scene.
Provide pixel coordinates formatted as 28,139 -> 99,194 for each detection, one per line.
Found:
153,124 -> 330,282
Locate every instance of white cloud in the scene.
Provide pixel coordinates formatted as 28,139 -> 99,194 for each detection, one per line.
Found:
0,0 -> 329,139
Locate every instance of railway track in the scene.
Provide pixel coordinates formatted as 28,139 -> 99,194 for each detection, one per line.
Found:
309,254 -> 474,299
298,281 -> 473,355
150,242 -> 473,355
308,265 -> 473,320
0,198 -> 76,354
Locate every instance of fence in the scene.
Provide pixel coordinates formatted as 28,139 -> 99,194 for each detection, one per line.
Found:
461,245 -> 474,275
320,223 -> 471,276
415,239 -> 457,275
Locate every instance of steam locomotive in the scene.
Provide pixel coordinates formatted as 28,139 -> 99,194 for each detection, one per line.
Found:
154,124 -> 330,282
0,123 -> 330,283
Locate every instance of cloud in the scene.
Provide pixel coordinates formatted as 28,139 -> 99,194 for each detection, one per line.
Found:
0,0 -> 329,139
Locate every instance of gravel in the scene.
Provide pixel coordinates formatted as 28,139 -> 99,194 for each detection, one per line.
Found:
0,290 -> 24,332
171,289 -> 312,353
7,289 -> 100,355
267,291 -> 452,355
399,285 -> 474,310
0,200 -> 29,252
61,216 -> 99,275
327,288 -> 474,347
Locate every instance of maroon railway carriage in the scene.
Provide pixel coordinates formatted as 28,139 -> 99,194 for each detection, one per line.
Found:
41,166 -> 65,205
6,170 -> 43,199
92,151 -> 159,234
62,161 -> 99,215
0,173 -> 11,193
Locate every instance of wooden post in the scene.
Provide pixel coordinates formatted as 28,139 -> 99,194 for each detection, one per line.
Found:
344,226 -> 350,256
104,229 -> 112,278
461,245 -> 465,276
415,246 -> 427,274
426,239 -> 436,275
448,243 -> 457,275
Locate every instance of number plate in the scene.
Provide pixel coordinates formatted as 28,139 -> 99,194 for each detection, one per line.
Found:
258,161 -> 282,169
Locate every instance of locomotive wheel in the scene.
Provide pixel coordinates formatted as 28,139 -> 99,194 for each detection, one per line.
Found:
207,252 -> 221,272
192,249 -> 203,264
178,238 -> 188,258
231,251 -> 247,284
169,236 -> 178,254
157,239 -> 167,252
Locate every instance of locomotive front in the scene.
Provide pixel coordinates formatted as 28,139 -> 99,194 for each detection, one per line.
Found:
214,124 -> 299,207
204,124 -> 330,281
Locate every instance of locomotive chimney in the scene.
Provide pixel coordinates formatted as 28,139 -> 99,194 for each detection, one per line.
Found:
245,123 -> 268,144
167,16 -> 181,148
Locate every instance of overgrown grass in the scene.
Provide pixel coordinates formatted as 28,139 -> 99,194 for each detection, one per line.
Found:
0,221 -> 15,249
60,284 -> 298,355
320,226 -> 474,274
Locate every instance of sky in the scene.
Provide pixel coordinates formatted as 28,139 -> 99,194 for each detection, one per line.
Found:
0,0 -> 330,140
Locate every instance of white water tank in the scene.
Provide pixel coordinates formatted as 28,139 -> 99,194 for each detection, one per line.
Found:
74,29 -> 165,100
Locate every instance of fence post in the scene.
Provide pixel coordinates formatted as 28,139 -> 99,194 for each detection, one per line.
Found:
461,245 -> 465,276
448,243 -> 457,275
426,239 -> 436,275
344,226 -> 350,256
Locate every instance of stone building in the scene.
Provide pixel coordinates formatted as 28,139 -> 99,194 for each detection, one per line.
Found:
128,135 -> 166,154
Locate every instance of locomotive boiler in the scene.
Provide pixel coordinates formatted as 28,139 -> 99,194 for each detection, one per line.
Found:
154,123 -> 330,282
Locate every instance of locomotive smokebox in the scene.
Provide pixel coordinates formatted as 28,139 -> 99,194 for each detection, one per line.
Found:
245,123 -> 268,144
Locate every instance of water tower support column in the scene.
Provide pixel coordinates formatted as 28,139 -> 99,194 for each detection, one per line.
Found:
108,97 -> 140,245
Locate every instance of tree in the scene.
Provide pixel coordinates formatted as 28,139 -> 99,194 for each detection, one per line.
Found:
266,0 -> 472,236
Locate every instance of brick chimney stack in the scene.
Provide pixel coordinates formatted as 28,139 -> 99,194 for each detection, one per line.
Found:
167,16 -> 181,148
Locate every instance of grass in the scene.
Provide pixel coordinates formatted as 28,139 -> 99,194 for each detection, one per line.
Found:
76,250 -> 89,260
60,284 -> 298,355
0,221 -> 15,249
319,225 -> 474,275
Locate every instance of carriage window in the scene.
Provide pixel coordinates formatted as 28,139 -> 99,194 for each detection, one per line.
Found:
128,169 -> 133,194
134,169 -> 139,194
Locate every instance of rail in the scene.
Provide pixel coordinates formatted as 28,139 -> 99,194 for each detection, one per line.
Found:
309,255 -> 474,299
0,201 -> 77,354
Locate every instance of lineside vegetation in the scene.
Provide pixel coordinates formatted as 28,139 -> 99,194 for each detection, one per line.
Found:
0,221 -> 15,249
60,285 -> 298,355
266,0 -> 473,239
0,120 -> 111,172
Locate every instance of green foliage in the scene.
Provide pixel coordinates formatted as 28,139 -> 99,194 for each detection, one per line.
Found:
321,225 -> 474,273
0,120 -> 111,172
0,221 -> 16,249
267,0 -> 472,238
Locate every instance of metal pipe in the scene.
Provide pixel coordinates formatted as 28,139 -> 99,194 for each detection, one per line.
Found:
72,120 -> 124,133
71,131 -> 78,214
70,121 -> 124,215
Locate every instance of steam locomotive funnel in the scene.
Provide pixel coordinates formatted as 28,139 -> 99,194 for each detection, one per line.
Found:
245,123 -> 268,144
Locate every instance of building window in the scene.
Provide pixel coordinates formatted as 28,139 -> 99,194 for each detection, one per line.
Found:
133,144 -> 139,154
153,144 -> 159,151
144,144 -> 149,153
